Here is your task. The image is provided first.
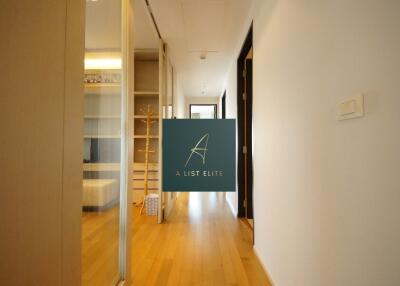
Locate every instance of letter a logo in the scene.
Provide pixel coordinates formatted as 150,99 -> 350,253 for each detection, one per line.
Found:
185,133 -> 209,168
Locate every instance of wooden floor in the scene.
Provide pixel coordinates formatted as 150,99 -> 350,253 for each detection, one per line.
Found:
132,192 -> 271,286
81,206 -> 120,286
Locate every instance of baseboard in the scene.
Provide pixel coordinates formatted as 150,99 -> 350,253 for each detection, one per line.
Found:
226,196 -> 237,217
253,245 -> 275,286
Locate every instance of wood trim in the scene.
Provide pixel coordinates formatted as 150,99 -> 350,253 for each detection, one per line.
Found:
62,0 -> 85,285
158,39 -> 164,224
221,91 -> 226,119
118,0 -> 135,284
237,23 -> 253,218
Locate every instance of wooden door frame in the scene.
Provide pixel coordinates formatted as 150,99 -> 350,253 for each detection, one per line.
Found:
237,24 -> 253,219
222,91 -> 226,119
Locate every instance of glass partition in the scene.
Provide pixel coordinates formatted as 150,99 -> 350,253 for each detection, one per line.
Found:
82,0 -> 125,285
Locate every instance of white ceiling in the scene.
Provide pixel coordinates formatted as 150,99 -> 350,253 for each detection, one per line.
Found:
148,0 -> 253,97
86,0 -> 252,97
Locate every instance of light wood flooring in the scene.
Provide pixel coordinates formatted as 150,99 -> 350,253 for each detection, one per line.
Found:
132,192 -> 272,286
81,206 -> 120,286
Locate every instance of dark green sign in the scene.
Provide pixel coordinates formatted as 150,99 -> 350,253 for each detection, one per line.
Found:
162,119 -> 235,192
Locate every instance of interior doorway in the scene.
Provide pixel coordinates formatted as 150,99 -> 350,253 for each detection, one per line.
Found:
190,104 -> 218,119
237,24 -> 254,232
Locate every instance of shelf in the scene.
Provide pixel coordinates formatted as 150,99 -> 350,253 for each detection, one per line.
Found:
85,83 -> 120,88
83,163 -> 120,172
84,115 -> 121,119
85,83 -> 120,95
133,50 -> 160,181
133,172 -> 158,180
133,180 -> 159,189
134,115 -> 159,120
134,91 -> 159,96
133,188 -> 159,192
134,162 -> 159,171
134,135 -> 159,139
84,134 -> 120,139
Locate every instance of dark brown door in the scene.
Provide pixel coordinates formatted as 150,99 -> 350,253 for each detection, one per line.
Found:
237,25 -> 253,230
243,55 -> 253,222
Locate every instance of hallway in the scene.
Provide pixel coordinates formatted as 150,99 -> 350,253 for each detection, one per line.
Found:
132,193 -> 271,286
2,1 -> 400,285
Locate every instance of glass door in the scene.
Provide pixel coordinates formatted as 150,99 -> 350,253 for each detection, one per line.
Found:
82,0 -> 128,285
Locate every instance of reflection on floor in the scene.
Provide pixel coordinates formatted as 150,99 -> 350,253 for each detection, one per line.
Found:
132,192 -> 271,286
81,205 -> 120,286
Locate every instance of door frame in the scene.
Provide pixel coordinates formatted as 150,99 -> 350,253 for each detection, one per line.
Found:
236,24 -> 253,220
221,91 -> 226,119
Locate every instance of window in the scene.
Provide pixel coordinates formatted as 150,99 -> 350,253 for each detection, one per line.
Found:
190,104 -> 217,119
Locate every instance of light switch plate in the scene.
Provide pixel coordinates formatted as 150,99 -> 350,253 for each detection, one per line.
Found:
337,94 -> 364,121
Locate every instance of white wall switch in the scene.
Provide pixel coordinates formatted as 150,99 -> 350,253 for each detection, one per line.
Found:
337,94 -> 364,120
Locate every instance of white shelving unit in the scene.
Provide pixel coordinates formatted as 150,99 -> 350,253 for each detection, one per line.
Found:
133,49 -> 162,208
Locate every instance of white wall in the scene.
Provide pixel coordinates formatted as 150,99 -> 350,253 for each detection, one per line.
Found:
224,0 -> 400,285
224,63 -> 239,214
